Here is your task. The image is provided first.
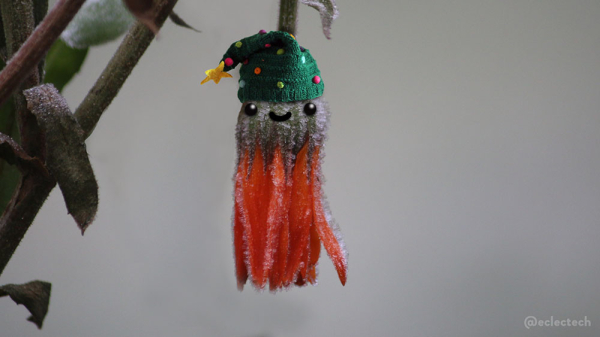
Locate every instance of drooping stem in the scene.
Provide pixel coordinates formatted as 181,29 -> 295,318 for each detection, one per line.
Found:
278,0 -> 298,35
75,0 -> 179,139
0,0 -> 86,108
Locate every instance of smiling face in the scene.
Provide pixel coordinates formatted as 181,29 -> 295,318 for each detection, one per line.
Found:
235,96 -> 330,169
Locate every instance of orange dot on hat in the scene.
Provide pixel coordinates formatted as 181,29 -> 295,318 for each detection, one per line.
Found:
254,67 -> 262,75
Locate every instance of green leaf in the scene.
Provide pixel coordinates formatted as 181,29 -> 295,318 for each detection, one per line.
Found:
61,0 -> 135,48
44,39 -> 88,92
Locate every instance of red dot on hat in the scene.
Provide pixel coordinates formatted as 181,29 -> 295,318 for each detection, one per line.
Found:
313,76 -> 321,84
259,29 -> 267,34
243,59 -> 249,65
224,58 -> 233,67
265,44 -> 271,48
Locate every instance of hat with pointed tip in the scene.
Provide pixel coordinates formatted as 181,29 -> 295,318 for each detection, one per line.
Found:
204,30 -> 324,103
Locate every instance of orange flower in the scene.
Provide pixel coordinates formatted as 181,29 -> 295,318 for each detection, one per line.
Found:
234,142 -> 347,291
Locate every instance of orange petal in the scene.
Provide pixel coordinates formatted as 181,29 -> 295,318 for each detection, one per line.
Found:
311,147 -> 348,285
269,167 -> 292,290
307,219 -> 321,284
262,146 -> 286,287
243,147 -> 268,288
234,152 -> 250,289
269,210 -> 290,291
285,142 -> 313,284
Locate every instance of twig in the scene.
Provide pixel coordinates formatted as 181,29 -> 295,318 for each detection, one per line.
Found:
0,0 -> 86,108
0,0 -> 179,277
75,0 -> 179,139
278,0 -> 299,35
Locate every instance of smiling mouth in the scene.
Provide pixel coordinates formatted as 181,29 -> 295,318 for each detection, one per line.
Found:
269,111 -> 292,122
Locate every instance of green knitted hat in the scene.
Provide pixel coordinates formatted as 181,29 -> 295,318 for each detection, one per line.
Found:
202,30 -> 324,103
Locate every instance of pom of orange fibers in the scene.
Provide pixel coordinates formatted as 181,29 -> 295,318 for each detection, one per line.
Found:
233,97 -> 347,291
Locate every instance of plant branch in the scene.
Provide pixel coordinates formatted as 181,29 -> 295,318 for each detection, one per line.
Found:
0,133 -> 48,175
0,0 -> 179,277
0,0 -> 86,108
278,0 -> 299,35
74,0 -> 180,139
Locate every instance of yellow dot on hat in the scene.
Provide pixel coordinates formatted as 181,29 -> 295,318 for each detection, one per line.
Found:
235,41 -> 242,48
277,49 -> 285,55
277,81 -> 284,89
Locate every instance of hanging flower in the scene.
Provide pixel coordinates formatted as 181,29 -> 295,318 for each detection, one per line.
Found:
203,31 -> 347,291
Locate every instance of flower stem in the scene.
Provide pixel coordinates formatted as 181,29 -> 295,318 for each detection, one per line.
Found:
278,0 -> 298,35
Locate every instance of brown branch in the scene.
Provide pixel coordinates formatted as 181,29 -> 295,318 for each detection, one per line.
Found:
74,0 -> 180,139
278,0 -> 299,35
0,0 -> 179,277
1,0 -> 44,159
0,133 -> 48,175
0,0 -> 86,108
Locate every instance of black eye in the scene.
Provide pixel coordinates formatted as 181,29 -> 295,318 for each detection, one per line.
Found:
304,102 -> 316,116
244,103 -> 257,116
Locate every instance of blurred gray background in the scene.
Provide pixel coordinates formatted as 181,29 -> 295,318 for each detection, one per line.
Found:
2,0 -> 600,336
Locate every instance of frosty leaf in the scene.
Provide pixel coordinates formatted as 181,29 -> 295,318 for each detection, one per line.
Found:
24,85 -> 98,234
300,0 -> 339,39
123,0 -> 159,34
169,12 -> 200,32
0,280 -> 52,329
44,39 -> 89,92
61,0 -> 135,49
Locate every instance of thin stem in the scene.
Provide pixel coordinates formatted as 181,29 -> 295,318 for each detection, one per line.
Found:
75,0 -> 179,139
0,0 -> 86,108
278,0 -> 299,35
1,0 -> 36,57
